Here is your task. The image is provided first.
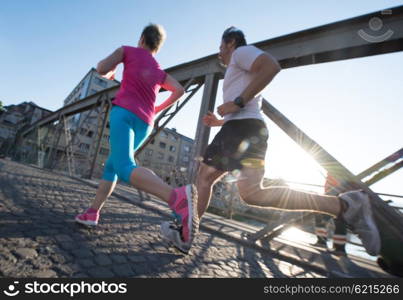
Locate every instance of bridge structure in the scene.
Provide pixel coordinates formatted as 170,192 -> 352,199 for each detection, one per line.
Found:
7,5 -> 403,277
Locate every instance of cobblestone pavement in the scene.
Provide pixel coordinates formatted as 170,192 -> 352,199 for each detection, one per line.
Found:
0,159 -> 323,278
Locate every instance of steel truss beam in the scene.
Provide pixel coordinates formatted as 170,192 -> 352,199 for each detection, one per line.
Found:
21,5 -> 403,138
166,5 -> 403,82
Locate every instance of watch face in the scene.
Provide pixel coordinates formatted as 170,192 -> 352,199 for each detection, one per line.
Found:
235,97 -> 244,107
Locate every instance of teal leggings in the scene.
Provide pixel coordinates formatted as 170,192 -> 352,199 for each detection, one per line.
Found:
102,105 -> 152,183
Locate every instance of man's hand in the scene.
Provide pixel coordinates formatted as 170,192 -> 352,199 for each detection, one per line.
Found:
217,101 -> 240,117
203,111 -> 225,127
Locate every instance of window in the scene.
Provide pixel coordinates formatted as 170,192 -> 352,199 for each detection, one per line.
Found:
79,143 -> 90,152
169,145 -> 176,152
168,156 -> 175,163
171,135 -> 178,141
183,156 -> 189,162
161,131 -> 168,138
79,128 -> 93,137
146,149 -> 153,156
159,142 -> 166,149
94,77 -> 107,88
183,145 -> 191,152
89,89 -> 98,95
100,148 -> 109,155
157,152 -> 164,160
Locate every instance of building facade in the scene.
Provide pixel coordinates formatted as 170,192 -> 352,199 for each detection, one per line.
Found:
136,128 -> 194,185
0,102 -> 52,157
63,68 -> 119,107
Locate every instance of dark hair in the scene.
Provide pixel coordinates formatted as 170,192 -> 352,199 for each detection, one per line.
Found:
222,26 -> 247,48
141,23 -> 166,52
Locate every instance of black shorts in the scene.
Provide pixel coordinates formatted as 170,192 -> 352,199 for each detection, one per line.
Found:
203,118 -> 268,171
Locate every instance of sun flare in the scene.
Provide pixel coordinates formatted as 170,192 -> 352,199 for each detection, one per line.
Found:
265,138 -> 326,193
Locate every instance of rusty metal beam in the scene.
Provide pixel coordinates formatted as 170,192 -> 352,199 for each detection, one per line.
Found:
166,5 -> 403,81
21,91 -> 115,137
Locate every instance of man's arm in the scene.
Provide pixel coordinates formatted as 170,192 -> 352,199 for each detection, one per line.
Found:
217,52 -> 281,117
240,53 -> 281,104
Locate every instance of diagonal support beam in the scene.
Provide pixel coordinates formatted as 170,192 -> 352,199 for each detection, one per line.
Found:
365,160 -> 403,186
134,79 -> 202,158
356,147 -> 403,180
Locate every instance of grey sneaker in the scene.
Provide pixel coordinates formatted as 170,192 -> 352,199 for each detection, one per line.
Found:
339,190 -> 381,256
160,221 -> 191,254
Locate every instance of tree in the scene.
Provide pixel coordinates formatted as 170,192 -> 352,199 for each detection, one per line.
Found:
0,100 -> 4,112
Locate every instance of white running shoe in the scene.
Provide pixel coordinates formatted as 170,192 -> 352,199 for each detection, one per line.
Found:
339,190 -> 381,256
160,221 -> 191,254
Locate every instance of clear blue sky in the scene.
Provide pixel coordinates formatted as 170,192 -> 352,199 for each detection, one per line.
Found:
1,0 -> 402,201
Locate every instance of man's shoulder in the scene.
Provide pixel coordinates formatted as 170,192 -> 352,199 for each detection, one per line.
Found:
233,45 -> 264,61
235,45 -> 263,54
231,45 -> 265,70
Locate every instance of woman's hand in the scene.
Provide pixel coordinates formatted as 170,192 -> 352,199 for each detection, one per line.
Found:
155,74 -> 185,114
154,105 -> 162,114
102,68 -> 116,80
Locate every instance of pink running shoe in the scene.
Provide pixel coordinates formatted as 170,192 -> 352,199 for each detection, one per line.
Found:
75,209 -> 99,226
169,184 -> 199,244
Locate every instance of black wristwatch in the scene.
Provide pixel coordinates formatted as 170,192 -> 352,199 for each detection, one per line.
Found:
233,96 -> 245,108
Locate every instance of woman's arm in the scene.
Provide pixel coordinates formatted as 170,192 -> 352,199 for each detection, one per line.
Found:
96,47 -> 124,76
155,74 -> 185,114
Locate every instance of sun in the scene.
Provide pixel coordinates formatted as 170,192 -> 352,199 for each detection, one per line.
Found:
265,136 -> 326,193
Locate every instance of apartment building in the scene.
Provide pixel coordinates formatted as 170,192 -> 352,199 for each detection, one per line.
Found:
0,101 -> 52,157
136,127 -> 194,183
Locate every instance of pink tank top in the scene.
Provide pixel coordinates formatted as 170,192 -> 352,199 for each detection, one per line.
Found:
112,46 -> 167,125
